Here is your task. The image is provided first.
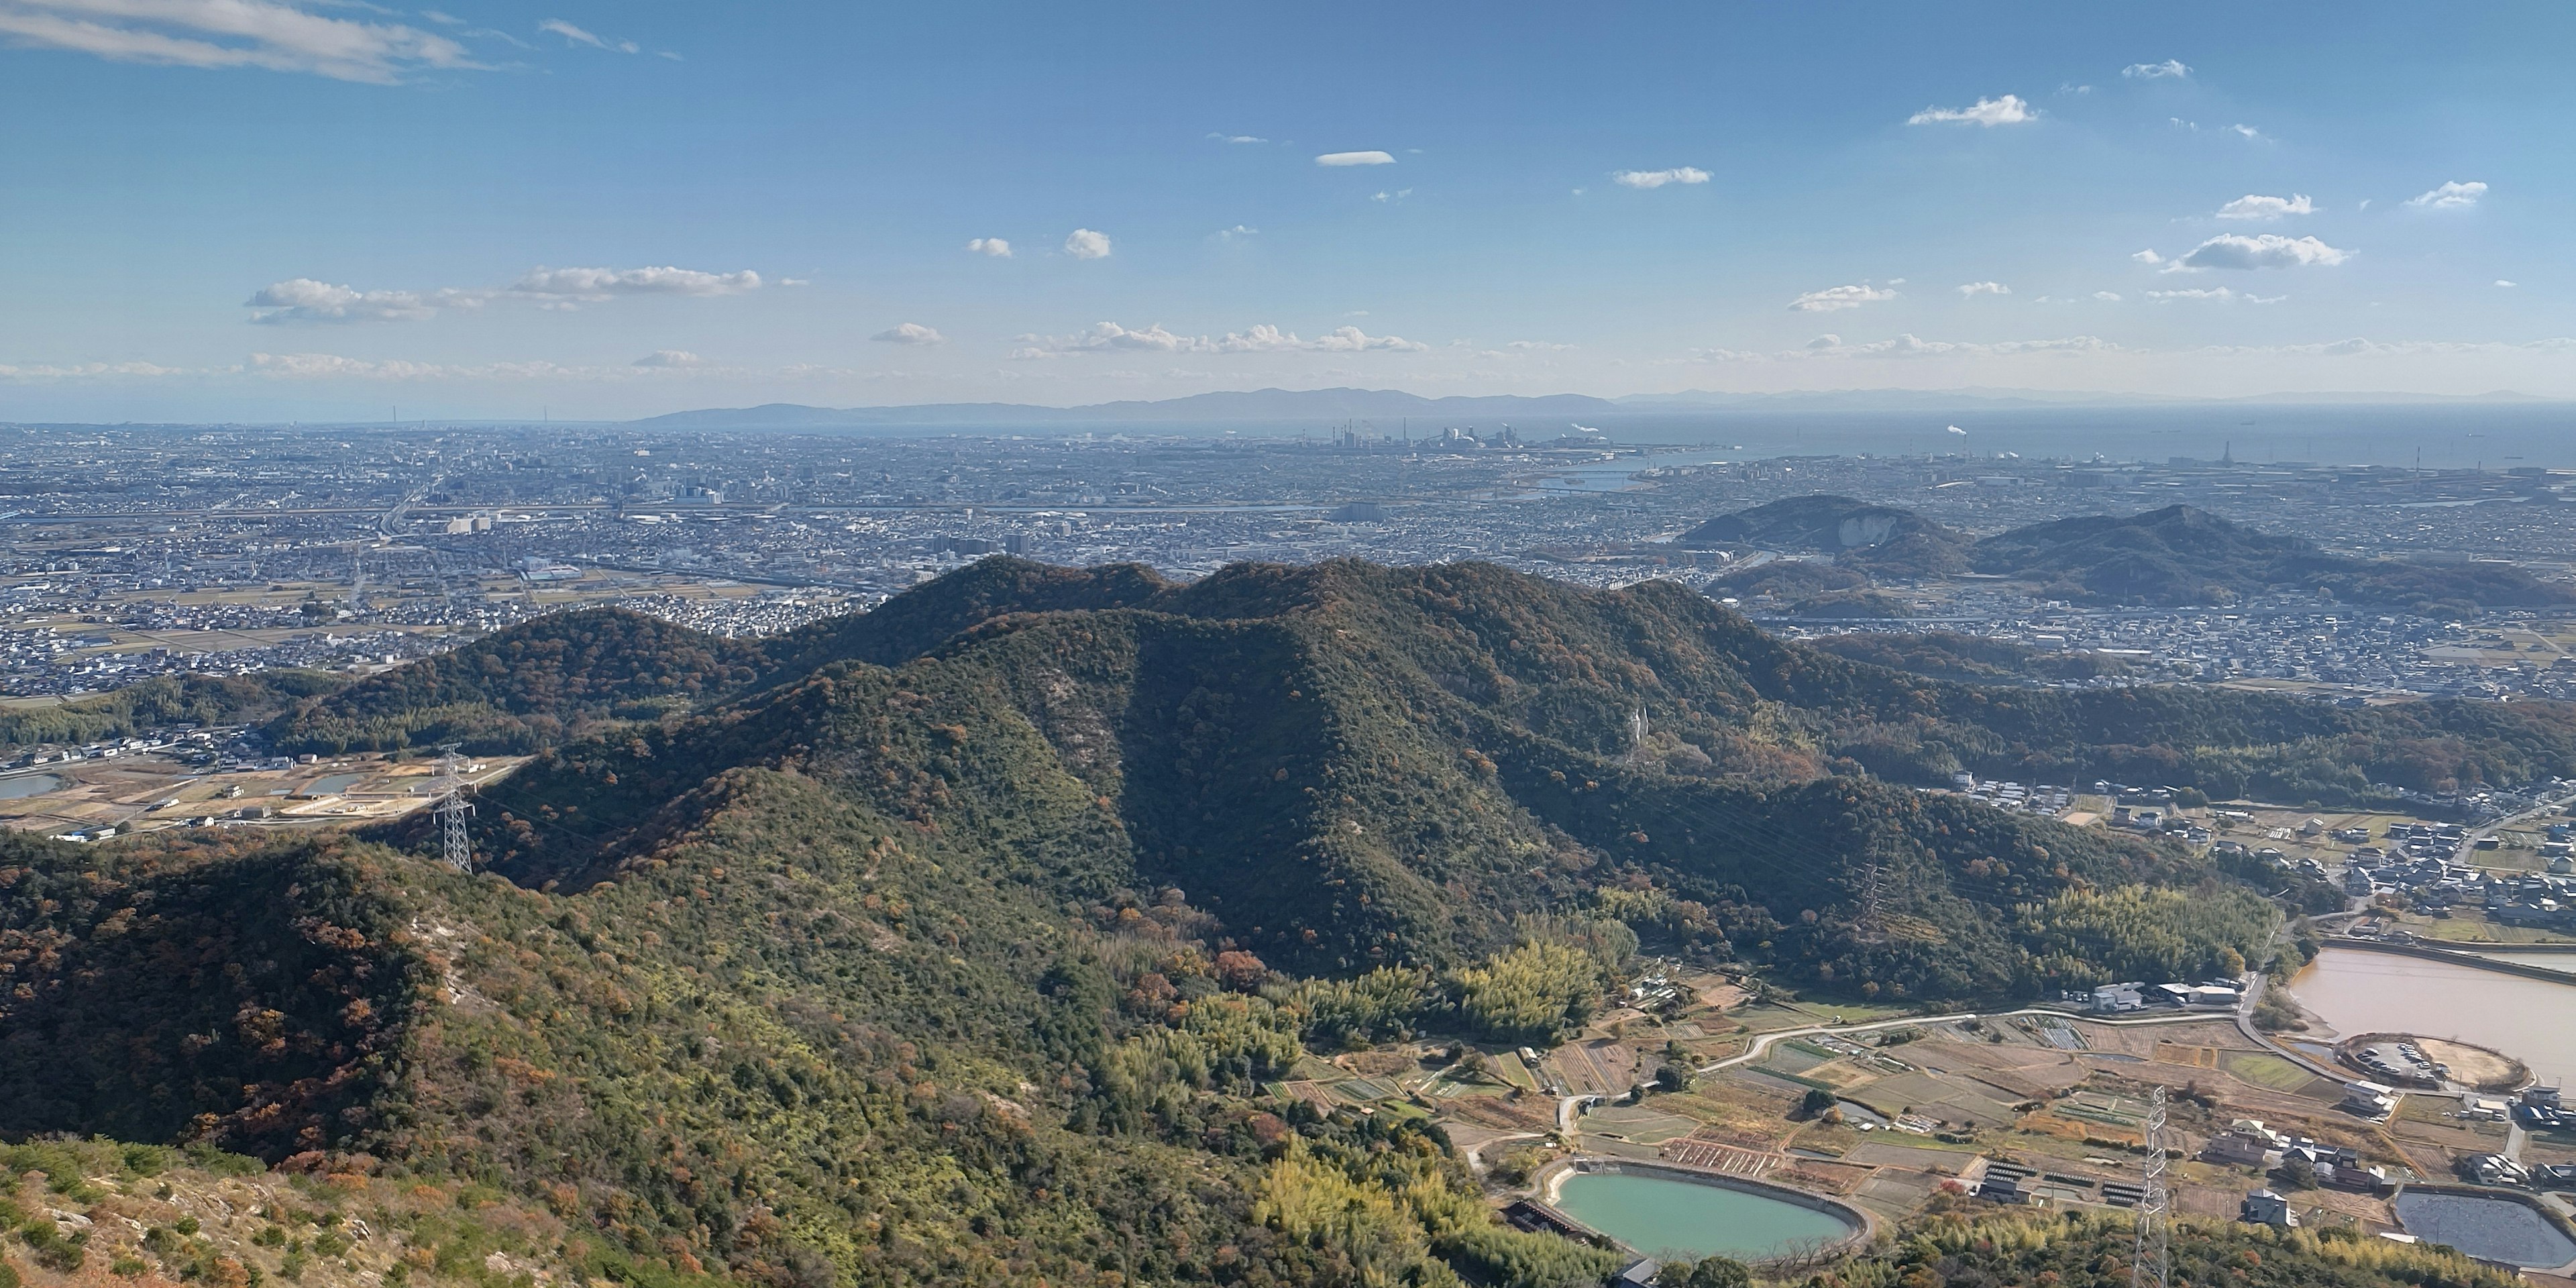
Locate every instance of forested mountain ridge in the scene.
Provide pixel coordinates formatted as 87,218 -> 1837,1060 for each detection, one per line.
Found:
8,556 -> 2569,1288
1682,495 -> 2576,612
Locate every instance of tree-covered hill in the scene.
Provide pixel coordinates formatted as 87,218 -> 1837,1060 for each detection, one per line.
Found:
270,607 -> 767,753
1971,503 -> 2576,610
1678,495 -> 1971,578
0,668 -> 345,749
1679,495 -> 2576,613
13,556 -> 2575,1288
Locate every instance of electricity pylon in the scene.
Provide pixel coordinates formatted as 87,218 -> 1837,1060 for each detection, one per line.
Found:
433,743 -> 474,873
2133,1085 -> 2169,1288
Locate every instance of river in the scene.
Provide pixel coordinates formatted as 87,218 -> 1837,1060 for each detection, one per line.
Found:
2288,947 -> 2576,1085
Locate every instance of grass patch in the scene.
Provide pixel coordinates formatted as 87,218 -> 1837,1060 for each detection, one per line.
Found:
2218,1051 -> 2316,1091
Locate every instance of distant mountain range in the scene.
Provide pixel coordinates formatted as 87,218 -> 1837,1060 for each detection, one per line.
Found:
630,385 -> 2556,429
633,387 -> 1626,429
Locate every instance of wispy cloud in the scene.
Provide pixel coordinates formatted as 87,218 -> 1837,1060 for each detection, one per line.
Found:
246,264 -> 762,323
2136,234 -> 2352,272
2215,193 -> 2313,220
537,17 -> 633,52
1010,322 -> 1426,358
1213,224 -> 1257,241
870,323 -> 945,345
1062,229 -> 1112,260
1611,167 -> 1709,189
2122,58 -> 2190,78
2406,180 -> 2487,209
1315,150 -> 1395,166
632,350 -> 705,368
1789,283 -> 1898,312
1955,281 -> 2011,297
245,278 -> 446,323
1207,132 -> 1267,144
2145,287 -> 2284,303
965,237 -> 1012,258
511,265 -> 759,301
0,0 -> 480,82
1907,95 -> 2035,126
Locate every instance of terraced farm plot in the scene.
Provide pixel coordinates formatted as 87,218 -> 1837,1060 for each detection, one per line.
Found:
1851,1072 -> 2023,1127
2155,1042 -> 2222,1069
1585,1105 -> 1702,1146
2218,1051 -> 2330,1093
1334,1077 -> 1402,1102
1760,1041 -> 1839,1074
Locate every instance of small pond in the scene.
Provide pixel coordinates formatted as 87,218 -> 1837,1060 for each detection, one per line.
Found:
1551,1170 -> 1856,1261
2394,1191 -> 2576,1269
0,773 -> 64,800
303,771 -> 370,796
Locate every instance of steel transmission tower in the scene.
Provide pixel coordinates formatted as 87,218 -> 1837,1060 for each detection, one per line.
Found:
2132,1085 -> 2170,1288
433,743 -> 474,873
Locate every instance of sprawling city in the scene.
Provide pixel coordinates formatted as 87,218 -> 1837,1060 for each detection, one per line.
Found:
9,5 -> 2576,1288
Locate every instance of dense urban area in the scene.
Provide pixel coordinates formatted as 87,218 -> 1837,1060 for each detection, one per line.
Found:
7,420 -> 2576,701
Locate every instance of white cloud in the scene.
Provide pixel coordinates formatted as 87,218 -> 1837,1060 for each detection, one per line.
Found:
1369,189 -> 1411,203
511,266 -> 760,300
2497,280 -> 2518,288
0,0 -> 480,82
633,350 -> 706,368
2122,59 -> 2190,78
965,237 -> 1012,258
245,264 -> 761,323
1316,150 -> 1395,166
1011,321 -> 1426,358
1062,228 -> 1112,260
0,360 -> 201,380
1806,333 -> 2122,360
2229,123 -> 2263,140
1788,283 -> 1897,312
245,278 -> 443,323
1214,224 -> 1257,240
2143,233 -> 2353,272
537,17 -> 633,52
2215,193 -> 2313,220
2144,287 -> 2284,303
870,323 -> 945,345
2406,180 -> 2488,209
2094,291 -> 2123,301
1611,166 -> 1710,189
1208,133 -> 1267,144
1507,339 -> 1574,351
1907,95 -> 2035,126
1956,281 -> 2010,297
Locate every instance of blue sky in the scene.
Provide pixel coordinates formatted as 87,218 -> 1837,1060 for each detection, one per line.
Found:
2,1 -> 2569,421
